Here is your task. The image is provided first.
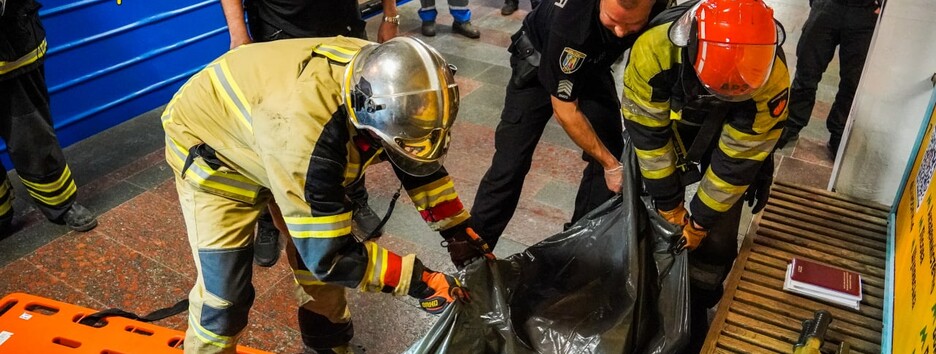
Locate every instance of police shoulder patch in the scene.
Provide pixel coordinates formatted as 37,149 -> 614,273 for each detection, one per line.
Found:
768,88 -> 790,118
559,47 -> 587,74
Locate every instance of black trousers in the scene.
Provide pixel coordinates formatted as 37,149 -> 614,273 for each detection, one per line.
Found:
786,0 -> 877,148
471,55 -> 624,247
0,66 -> 77,221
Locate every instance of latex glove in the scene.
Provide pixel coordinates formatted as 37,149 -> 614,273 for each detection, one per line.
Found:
604,163 -> 624,194
377,21 -> 399,43
744,158 -> 775,214
670,217 -> 709,253
658,202 -> 688,227
443,226 -> 495,268
408,260 -> 470,314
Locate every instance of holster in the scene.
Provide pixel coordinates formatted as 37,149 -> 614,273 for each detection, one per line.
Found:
507,30 -> 541,88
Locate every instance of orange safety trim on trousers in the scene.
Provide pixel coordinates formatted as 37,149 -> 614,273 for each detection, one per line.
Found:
0,293 -> 271,354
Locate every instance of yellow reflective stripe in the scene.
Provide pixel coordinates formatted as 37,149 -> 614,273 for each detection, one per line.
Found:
313,44 -> 357,63
20,167 -> 72,194
0,39 -> 46,75
26,181 -> 76,206
0,200 -> 11,216
634,142 -> 677,180
293,270 -> 326,286
207,61 -> 252,132
188,315 -> 234,348
697,169 -> 747,212
378,248 -> 389,289
0,181 -> 12,215
359,242 -> 380,292
1,179 -> 12,197
719,125 -> 781,161
426,210 -> 470,232
409,178 -> 458,209
284,212 -> 353,238
621,95 -> 670,129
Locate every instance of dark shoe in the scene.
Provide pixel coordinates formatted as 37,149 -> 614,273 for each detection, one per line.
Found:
775,128 -> 800,150
254,218 -> 280,267
421,21 -> 436,37
351,199 -> 383,241
62,203 -> 97,232
452,21 -> 480,39
0,214 -> 12,239
501,1 -> 519,15
827,139 -> 840,159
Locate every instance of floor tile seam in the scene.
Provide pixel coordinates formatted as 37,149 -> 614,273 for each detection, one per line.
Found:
253,271 -> 294,301
20,256 -> 110,309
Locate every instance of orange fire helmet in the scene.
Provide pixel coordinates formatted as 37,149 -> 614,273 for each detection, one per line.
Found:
669,0 -> 784,101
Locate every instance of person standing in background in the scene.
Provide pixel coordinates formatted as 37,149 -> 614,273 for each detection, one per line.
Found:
418,0 -> 481,38
775,0 -> 880,158
1,0 -> 98,237
219,0 -> 399,267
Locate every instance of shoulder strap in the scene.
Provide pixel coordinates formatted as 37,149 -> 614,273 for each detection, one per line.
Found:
77,298 -> 189,326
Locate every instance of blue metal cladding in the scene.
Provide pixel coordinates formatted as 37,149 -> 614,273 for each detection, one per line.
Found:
1,0 -> 228,169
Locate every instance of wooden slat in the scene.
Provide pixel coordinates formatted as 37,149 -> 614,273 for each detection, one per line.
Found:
750,244 -> 886,289
773,180 -> 890,213
717,326 -> 785,353
763,204 -> 889,245
746,252 -> 885,299
768,198 -> 887,235
704,184 -> 886,354
736,280 -> 884,325
741,259 -> 884,309
771,183 -> 890,218
758,216 -> 886,254
729,301 -> 879,353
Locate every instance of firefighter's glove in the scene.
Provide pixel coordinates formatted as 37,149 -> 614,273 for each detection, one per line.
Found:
604,163 -> 624,194
744,158 -> 775,214
658,203 -> 688,227
671,217 -> 709,254
442,226 -> 495,269
408,260 -> 470,314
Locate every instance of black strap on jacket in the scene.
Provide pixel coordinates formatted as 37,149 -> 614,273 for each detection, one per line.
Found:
77,299 -> 189,327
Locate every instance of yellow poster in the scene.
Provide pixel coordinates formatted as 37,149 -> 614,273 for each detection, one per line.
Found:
894,100 -> 936,354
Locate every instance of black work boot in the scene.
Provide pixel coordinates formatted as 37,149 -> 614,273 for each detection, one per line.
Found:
0,213 -> 12,239
61,203 -> 97,232
421,21 -> 436,37
501,0 -> 519,15
303,344 -> 366,354
452,21 -> 480,39
253,212 -> 281,267
351,199 -> 383,241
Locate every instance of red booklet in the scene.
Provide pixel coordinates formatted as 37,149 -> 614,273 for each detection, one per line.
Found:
790,258 -> 862,298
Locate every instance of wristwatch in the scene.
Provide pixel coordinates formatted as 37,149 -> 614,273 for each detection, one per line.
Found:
383,14 -> 400,24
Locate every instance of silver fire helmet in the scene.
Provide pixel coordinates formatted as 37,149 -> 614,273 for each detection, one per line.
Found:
343,37 -> 459,177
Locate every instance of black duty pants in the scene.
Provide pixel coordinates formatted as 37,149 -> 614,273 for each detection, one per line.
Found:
0,66 -> 76,222
786,0 -> 877,149
471,54 -> 624,247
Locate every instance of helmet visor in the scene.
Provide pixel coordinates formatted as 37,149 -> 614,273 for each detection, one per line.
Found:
381,130 -> 449,177
694,41 -> 776,102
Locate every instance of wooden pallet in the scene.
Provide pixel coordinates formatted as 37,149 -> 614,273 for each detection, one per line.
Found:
702,180 -> 889,354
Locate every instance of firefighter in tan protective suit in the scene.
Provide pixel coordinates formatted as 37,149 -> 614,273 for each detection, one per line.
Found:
161,36 -> 493,353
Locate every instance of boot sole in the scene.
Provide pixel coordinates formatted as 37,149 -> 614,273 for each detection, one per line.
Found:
68,218 -> 99,232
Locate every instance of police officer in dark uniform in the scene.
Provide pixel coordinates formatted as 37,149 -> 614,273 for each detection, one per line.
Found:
220,0 -> 400,267
1,0 -> 98,237
776,0 -> 880,157
470,0 -> 664,248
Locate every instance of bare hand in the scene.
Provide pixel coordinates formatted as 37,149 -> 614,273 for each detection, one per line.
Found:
377,21 -> 399,43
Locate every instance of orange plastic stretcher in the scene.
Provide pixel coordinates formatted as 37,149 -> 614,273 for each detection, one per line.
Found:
0,293 -> 271,353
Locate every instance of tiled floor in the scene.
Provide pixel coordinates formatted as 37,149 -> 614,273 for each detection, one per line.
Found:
0,0 -> 843,352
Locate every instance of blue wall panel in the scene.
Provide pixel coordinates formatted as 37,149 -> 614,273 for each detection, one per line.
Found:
1,0 -> 228,169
